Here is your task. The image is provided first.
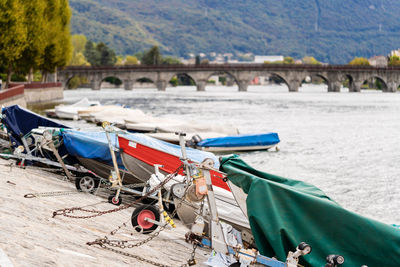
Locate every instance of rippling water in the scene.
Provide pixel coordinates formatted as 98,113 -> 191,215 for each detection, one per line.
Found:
63,84 -> 400,224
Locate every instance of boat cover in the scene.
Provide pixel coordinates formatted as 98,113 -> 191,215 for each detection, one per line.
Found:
197,133 -> 280,148
62,130 -> 220,169
1,105 -> 69,147
220,155 -> 400,267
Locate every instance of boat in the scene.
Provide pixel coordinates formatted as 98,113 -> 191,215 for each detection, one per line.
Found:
1,105 -> 69,148
61,130 -> 142,185
117,133 -> 228,188
220,154 -> 400,266
192,132 -> 280,152
145,132 -> 227,144
55,98 -> 101,120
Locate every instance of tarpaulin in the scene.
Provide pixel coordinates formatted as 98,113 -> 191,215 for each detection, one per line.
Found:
197,133 -> 280,148
220,155 -> 400,267
1,105 -> 69,147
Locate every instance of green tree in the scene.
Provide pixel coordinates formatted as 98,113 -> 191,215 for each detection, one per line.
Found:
71,35 -> 87,54
96,42 -> 116,66
0,0 -> 27,88
283,57 -> 294,64
125,55 -> 139,65
388,55 -> 400,66
162,56 -> 181,65
15,0 -> 47,82
84,40 -> 99,66
348,57 -> 370,66
69,34 -> 89,66
303,56 -> 321,65
39,0 -> 72,80
142,46 -> 162,65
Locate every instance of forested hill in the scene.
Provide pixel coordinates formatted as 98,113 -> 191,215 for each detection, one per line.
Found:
69,0 -> 400,64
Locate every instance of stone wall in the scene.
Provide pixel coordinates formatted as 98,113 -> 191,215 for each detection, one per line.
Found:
0,85 -> 27,107
9,83 -> 63,104
24,87 -> 63,103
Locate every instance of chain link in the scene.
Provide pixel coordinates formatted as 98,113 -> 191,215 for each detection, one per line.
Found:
24,190 -> 81,198
52,164 -> 184,219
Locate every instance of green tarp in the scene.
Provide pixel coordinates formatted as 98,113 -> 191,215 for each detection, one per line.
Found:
220,155 -> 400,267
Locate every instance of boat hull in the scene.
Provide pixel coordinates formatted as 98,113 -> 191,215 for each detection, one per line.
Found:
76,157 -> 141,185
118,135 -> 230,191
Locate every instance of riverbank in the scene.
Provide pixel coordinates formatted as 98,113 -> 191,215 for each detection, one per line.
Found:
0,158 -> 209,266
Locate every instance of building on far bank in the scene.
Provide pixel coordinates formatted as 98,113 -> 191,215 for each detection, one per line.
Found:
368,56 -> 388,67
254,55 -> 284,63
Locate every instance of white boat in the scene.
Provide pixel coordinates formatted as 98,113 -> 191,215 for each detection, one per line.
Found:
55,98 -> 101,120
145,132 -> 227,144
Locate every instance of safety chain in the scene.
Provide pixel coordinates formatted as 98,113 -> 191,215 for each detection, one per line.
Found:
52,164 -> 183,219
87,175 -> 198,266
24,190 -> 81,198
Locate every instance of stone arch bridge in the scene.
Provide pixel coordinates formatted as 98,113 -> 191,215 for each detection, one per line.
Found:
58,64 -> 400,92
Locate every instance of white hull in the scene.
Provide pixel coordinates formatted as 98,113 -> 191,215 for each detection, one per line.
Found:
199,144 -> 277,152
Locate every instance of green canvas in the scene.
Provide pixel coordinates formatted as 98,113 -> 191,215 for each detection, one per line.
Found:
220,155 -> 400,267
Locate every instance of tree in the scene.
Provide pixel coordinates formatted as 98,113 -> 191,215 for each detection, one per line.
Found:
388,55 -> 400,66
302,56 -> 321,65
125,55 -> 139,65
96,42 -> 117,66
84,40 -> 99,66
69,35 -> 89,66
162,56 -> 181,65
283,57 -> 294,64
141,46 -> 162,65
38,0 -> 72,80
15,0 -> 47,82
348,57 -> 370,66
0,0 -> 27,88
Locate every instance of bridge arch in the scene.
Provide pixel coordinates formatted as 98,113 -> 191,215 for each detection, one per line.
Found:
99,76 -> 123,89
361,76 -> 388,91
268,72 -> 296,92
193,71 -> 240,91
167,73 -> 196,88
300,74 -> 330,92
65,75 -> 90,89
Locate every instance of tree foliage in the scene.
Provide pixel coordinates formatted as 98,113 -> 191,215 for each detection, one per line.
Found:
0,0 -> 27,86
0,0 -> 73,85
348,57 -> 370,66
388,55 -> 400,66
83,41 -> 116,66
125,55 -> 139,65
141,46 -> 162,65
302,56 -> 321,65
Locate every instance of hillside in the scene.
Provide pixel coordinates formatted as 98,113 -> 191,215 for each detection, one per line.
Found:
69,0 -> 400,64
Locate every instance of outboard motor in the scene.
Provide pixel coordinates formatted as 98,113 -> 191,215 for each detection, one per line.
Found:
325,254 -> 345,267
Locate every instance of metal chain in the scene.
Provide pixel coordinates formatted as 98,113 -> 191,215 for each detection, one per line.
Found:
24,190 -> 81,198
87,175 -> 199,266
52,164 -> 184,219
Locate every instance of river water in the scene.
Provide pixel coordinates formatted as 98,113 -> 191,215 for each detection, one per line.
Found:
62,84 -> 400,224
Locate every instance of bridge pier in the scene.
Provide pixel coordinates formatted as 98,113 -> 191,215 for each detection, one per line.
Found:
124,80 -> 133,90
328,81 -> 341,92
196,80 -> 207,91
387,82 -> 398,92
288,81 -> 299,92
238,80 -> 249,92
90,79 -> 101,90
156,80 -> 167,91
349,81 -> 362,92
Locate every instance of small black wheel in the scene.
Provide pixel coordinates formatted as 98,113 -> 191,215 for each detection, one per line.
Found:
108,194 -> 122,206
131,204 -> 160,234
229,262 -> 241,267
75,176 -> 99,193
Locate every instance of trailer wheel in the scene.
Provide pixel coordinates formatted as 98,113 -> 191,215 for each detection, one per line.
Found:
108,195 -> 122,206
75,176 -> 99,193
131,204 -> 160,234
229,263 -> 241,267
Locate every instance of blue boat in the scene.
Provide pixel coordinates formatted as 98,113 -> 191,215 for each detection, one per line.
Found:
194,132 -> 280,152
61,130 -> 219,183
